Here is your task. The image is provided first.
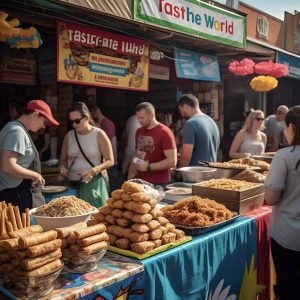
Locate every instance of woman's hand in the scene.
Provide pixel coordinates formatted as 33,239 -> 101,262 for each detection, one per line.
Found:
59,166 -> 68,177
32,173 -> 45,187
81,168 -> 96,184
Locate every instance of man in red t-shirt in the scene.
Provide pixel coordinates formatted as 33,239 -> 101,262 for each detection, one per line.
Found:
128,102 -> 177,184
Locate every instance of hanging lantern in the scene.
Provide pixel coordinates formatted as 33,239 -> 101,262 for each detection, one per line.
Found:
228,58 -> 255,76
250,76 -> 278,92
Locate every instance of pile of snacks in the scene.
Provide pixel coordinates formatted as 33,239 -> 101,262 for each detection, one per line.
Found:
33,196 -> 94,217
91,181 -> 185,254
231,169 -> 266,183
0,201 -> 30,239
162,196 -> 235,227
208,162 -> 250,169
228,157 -> 270,171
199,178 -> 256,191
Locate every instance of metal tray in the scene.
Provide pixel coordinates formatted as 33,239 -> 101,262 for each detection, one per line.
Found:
174,214 -> 240,236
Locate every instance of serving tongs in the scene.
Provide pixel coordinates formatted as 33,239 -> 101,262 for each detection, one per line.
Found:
198,160 -> 210,167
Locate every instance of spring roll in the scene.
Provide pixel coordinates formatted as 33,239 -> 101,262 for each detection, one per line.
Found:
77,232 -> 109,248
87,219 -> 99,226
27,239 -> 62,258
0,238 -> 19,251
70,241 -> 108,254
25,208 -> 30,227
14,250 -> 28,260
13,206 -> 23,229
0,210 -> 8,240
21,248 -> 62,271
9,225 -> 43,238
56,222 -> 87,239
66,235 -> 76,245
61,238 -> 69,249
18,230 -> 57,249
73,224 -> 106,240
8,204 -> 18,231
0,263 -> 14,272
22,213 -> 26,228
6,220 -> 13,233
0,252 -> 12,263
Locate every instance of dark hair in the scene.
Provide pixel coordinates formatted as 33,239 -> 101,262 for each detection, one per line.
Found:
69,102 -> 95,126
285,105 -> 300,146
178,94 -> 199,108
135,102 -> 155,115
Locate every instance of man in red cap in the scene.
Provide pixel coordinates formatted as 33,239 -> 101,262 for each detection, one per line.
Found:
0,100 -> 59,212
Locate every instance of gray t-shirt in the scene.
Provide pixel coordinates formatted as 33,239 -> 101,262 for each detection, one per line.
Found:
264,145 -> 300,251
265,115 -> 284,151
182,114 -> 220,165
0,121 -> 34,190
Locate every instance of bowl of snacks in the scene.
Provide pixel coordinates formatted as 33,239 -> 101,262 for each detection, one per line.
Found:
176,166 -> 217,183
30,196 -> 97,231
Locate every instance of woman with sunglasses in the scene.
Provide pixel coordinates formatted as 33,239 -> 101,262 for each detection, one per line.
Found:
229,110 -> 266,158
59,102 -> 114,207
264,106 -> 300,299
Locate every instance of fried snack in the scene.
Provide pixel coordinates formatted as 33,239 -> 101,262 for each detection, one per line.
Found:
70,241 -> 108,254
123,228 -> 134,238
231,169 -> 266,183
106,198 -> 115,206
122,181 -> 144,193
19,230 -> 57,249
131,213 -> 152,224
111,189 -> 123,200
98,206 -> 113,215
108,233 -> 118,245
106,214 -> 116,225
161,232 -> 176,244
66,235 -> 76,245
165,223 -> 176,231
254,160 -> 270,171
147,220 -> 160,231
159,226 -> 168,235
121,193 -> 132,201
124,201 -> 151,214
209,162 -> 250,169
116,217 -> 132,227
149,208 -> 164,219
27,239 -> 62,257
14,250 -> 27,260
152,239 -> 162,248
13,206 -> 23,229
73,224 -> 106,240
149,199 -> 157,209
21,248 -> 62,271
131,223 -> 150,233
130,241 -> 155,254
129,232 -> 149,243
115,238 -> 130,250
229,157 -> 270,171
61,238 -> 69,249
0,263 -> 13,272
8,203 -> 18,231
93,212 -> 107,222
131,192 -> 151,203
156,216 -> 169,226
171,229 -> 185,239
0,252 -> 12,263
199,178 -> 255,191
9,225 -> 43,238
87,219 -> 99,226
107,225 -> 125,237
6,220 -> 13,233
122,210 -> 135,220
111,209 -> 124,218
149,228 -> 162,240
0,238 -> 19,250
113,200 -> 126,209
56,222 -> 87,239
77,232 -> 109,248
22,212 -> 26,228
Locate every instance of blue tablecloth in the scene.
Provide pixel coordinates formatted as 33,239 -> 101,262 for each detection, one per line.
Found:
140,217 -> 257,300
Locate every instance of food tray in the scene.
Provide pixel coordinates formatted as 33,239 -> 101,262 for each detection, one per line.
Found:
42,185 -> 68,194
108,236 -> 192,260
174,214 -> 240,236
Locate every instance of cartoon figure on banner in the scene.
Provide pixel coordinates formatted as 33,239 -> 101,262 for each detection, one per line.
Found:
70,42 -> 90,66
95,278 -> 144,300
64,54 -> 83,80
59,23 -> 70,49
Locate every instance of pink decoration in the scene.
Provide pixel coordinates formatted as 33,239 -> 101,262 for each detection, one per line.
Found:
228,58 -> 255,76
268,63 -> 289,78
254,61 -> 289,78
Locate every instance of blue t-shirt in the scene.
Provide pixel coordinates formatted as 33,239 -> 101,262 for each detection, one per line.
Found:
182,114 -> 220,165
0,121 -> 34,190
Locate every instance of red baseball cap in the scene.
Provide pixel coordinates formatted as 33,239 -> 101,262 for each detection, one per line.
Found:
26,100 -> 59,126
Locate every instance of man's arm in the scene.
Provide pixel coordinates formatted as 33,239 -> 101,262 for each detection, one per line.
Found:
271,135 -> 279,151
178,144 -> 193,167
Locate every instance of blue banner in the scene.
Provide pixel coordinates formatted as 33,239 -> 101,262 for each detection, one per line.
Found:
276,52 -> 300,79
175,48 -> 220,82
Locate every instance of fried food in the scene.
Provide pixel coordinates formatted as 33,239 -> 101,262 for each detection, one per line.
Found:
129,232 -> 149,243
98,206 -> 113,215
121,192 -> 132,201
161,232 -> 176,244
209,162 -> 250,169
149,228 -> 162,240
130,241 -> 155,254
122,181 -> 144,193
115,238 -> 130,250
231,169 -> 266,183
199,178 -> 255,191
131,213 -> 152,224
131,223 -> 149,233
111,189 -> 123,200
131,192 -> 151,203
146,220 -> 160,231
228,157 -> 270,171
116,217 -> 132,227
111,209 -> 124,218
113,200 -> 125,209
149,208 -> 164,219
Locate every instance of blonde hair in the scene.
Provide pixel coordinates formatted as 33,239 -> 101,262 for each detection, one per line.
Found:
243,110 -> 265,133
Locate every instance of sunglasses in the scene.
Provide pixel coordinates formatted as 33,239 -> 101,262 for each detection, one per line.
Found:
256,118 -> 265,121
70,116 -> 85,124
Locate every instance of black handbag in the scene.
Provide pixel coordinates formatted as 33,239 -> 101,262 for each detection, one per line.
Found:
74,131 -> 110,192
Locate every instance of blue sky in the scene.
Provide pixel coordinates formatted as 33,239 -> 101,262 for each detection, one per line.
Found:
215,0 -> 300,20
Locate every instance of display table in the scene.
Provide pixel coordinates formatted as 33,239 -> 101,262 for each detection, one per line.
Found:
138,217 -> 257,300
0,253 -> 144,300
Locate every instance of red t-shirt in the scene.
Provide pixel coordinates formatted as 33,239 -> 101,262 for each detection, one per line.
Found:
135,123 -> 176,184
100,117 -> 116,140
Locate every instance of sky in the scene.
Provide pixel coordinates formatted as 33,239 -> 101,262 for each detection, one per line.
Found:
215,0 -> 300,20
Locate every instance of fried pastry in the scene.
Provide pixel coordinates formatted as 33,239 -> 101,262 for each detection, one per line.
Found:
130,241 -> 155,254
122,181 -> 144,193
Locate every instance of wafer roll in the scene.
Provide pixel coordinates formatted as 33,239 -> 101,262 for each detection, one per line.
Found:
56,222 -> 87,238
27,239 -> 62,258
70,241 -> 108,254
13,206 -> 23,229
73,224 -> 106,240
9,225 -> 43,238
18,230 -> 57,249
77,232 -> 109,248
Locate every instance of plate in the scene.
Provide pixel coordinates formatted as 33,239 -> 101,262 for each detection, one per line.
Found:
166,182 -> 193,189
42,186 -> 68,194
174,214 -> 240,236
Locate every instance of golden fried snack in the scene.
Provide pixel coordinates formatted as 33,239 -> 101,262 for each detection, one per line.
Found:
165,223 -> 176,231
231,169 -> 266,183
122,210 -> 135,220
131,192 -> 151,203
116,217 -> 132,227
106,198 -> 115,206
131,213 -> 152,224
129,232 -> 149,243
159,226 -> 168,235
170,229 -> 185,239
105,214 -> 116,225
108,233 -> 118,245
130,241 -> 155,254
111,189 -> 123,200
77,232 -> 109,248
123,228 -> 134,238
73,224 -> 106,239
98,206 -> 113,215
115,238 -> 131,250
149,208 -> 164,219
61,238 -> 69,249
122,181 -> 144,193
56,222 -> 87,239
149,199 -> 157,209
111,209 -> 124,218
113,200 -> 125,209
149,228 -> 162,240
66,235 -> 76,245
156,216 -> 169,226
147,220 -> 160,231
152,239 -> 162,248
131,202 -> 152,214
131,223 -> 150,233
107,225 -> 125,237
121,192 -> 132,201
161,232 -> 176,245
27,239 -> 62,257
93,212 -> 106,222
87,219 -> 99,226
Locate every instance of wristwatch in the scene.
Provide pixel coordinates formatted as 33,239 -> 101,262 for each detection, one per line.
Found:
147,164 -> 151,171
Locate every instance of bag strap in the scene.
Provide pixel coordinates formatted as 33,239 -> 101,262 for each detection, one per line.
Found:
74,131 -> 95,168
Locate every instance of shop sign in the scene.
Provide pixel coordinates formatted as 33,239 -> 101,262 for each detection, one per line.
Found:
57,21 -> 150,91
276,52 -> 300,80
0,57 -> 36,85
134,0 -> 246,48
174,48 -> 220,82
